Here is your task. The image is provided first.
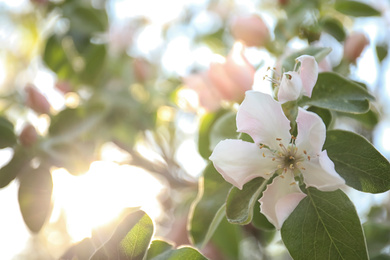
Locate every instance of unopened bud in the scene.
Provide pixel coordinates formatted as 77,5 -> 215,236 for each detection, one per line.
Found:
55,81 -> 72,94
344,32 -> 369,63
19,124 -> 38,147
133,58 -> 152,82
278,0 -> 289,5
230,15 -> 270,47
25,84 -> 50,114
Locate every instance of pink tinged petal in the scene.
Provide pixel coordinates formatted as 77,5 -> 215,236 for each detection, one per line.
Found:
301,150 -> 345,191
208,61 -> 240,101
259,174 -> 306,230
209,139 -> 278,189
277,71 -> 302,103
296,55 -> 318,97
225,42 -> 256,93
344,32 -> 369,62
237,91 -> 291,150
230,15 -> 270,47
295,108 -> 326,154
184,73 -> 222,111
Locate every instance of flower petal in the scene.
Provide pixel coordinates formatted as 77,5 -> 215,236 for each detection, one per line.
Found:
208,61 -> 238,101
259,174 -> 306,229
209,139 -> 278,189
225,42 -> 256,92
184,73 -> 222,111
237,91 -> 291,150
295,108 -> 326,155
277,71 -> 302,103
301,150 -> 345,191
297,55 -> 318,97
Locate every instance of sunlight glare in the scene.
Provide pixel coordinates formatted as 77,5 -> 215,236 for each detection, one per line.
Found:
51,161 -> 166,242
161,36 -> 192,75
114,0 -> 186,25
176,87 -> 200,110
175,139 -> 206,177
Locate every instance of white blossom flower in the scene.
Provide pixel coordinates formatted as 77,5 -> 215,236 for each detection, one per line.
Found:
274,55 -> 318,103
209,91 -> 345,229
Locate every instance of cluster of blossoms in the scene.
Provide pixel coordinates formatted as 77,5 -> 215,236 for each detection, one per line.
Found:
184,42 -> 255,111
184,14 -> 272,112
210,55 -> 345,229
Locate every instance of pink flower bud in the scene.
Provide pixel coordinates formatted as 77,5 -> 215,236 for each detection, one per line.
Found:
209,42 -> 255,102
133,58 -> 152,82
230,15 -> 270,47
19,124 -> 38,147
184,72 -> 222,112
278,0 -> 289,5
25,84 -> 51,114
343,32 -> 369,62
55,81 -> 72,94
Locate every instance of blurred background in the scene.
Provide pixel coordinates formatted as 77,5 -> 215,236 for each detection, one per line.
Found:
0,0 -> 390,259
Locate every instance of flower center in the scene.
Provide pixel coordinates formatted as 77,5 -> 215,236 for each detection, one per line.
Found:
260,137 -> 307,175
277,141 -> 304,174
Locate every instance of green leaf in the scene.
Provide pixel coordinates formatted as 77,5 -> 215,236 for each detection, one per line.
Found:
337,108 -> 379,129
146,240 -> 173,259
49,108 -> 86,136
209,111 -> 237,151
324,130 -> 390,193
252,201 -> 275,231
211,217 -> 241,259
300,72 -> 375,113
376,44 -> 388,63
49,105 -> 104,136
67,6 -> 107,34
79,44 -> 106,85
335,1 -> 381,17
0,148 -> 31,188
281,188 -> 368,260
198,109 -> 230,159
43,35 -> 74,80
307,106 -> 332,129
146,240 -> 207,260
0,117 -> 16,148
282,47 -> 332,72
371,254 -> 390,260
320,17 -> 346,41
119,213 -> 154,259
189,163 -> 232,246
364,222 -> 390,258
90,210 -> 154,260
226,177 -> 267,225
18,167 -> 53,233
199,203 -> 226,249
